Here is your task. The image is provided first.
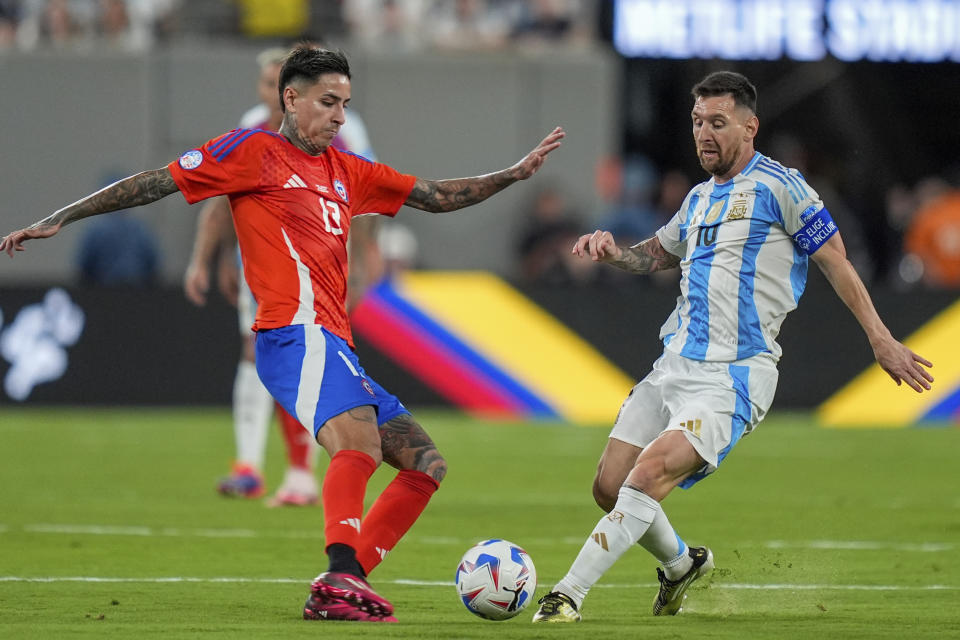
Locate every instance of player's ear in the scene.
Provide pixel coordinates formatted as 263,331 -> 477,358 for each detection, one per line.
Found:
744,113 -> 759,142
282,85 -> 299,113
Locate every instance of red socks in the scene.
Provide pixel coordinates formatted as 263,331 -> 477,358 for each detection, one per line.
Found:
356,470 -> 439,575
277,403 -> 312,470
322,452 -> 440,577
322,450 -> 377,549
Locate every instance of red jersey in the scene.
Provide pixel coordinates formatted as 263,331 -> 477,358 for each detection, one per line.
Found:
168,129 -> 416,344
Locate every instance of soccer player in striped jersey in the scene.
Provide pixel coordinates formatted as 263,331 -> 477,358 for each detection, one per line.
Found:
532,71 -> 933,624
184,47 -> 296,505
1,47 -> 565,623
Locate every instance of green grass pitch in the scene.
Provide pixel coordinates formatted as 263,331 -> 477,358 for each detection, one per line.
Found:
0,407 -> 957,639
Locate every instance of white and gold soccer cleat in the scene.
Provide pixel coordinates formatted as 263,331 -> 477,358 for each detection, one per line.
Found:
531,591 -> 581,623
653,546 -> 714,616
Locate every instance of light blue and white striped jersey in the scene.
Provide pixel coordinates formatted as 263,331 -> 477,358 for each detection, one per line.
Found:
655,151 -> 838,363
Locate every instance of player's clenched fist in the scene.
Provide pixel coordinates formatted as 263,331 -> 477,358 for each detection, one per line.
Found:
572,230 -> 622,262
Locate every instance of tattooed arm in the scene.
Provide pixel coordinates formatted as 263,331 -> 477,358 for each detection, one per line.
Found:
404,127 -> 565,213
1,168 -> 179,257
572,231 -> 681,274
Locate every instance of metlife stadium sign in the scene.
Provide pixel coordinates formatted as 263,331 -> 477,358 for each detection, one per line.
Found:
613,0 -> 960,61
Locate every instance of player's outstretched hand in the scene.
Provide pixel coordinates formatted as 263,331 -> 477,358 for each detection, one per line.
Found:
510,127 -> 565,180
572,230 -> 622,262
0,223 -> 62,258
874,338 -> 934,393
217,250 -> 240,307
183,260 -> 210,306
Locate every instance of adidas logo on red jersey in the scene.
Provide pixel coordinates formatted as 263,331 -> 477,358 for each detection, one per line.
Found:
283,174 -> 308,189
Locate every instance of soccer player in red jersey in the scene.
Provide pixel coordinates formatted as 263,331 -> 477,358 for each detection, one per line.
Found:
184,46 -> 383,507
1,46 -> 565,622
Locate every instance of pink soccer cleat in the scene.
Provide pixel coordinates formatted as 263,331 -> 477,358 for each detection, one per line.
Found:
216,463 -> 265,499
265,468 -> 319,507
309,572 -> 394,618
303,589 -> 397,622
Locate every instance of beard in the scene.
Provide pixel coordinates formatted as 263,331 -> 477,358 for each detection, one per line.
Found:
698,149 -> 737,178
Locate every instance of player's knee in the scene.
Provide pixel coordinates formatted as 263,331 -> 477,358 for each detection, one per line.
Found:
625,456 -> 692,501
632,460 -> 657,483
241,336 -> 256,362
592,478 -> 618,512
317,407 -> 384,464
420,449 -> 447,484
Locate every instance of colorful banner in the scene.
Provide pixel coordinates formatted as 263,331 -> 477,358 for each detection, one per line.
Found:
817,299 -> 960,427
351,272 -> 635,424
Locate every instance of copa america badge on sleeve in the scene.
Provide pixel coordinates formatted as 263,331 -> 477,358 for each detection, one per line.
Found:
178,150 -> 203,170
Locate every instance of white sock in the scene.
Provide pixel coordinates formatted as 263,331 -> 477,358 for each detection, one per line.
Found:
279,466 -> 318,496
554,486 -> 660,609
232,360 -> 273,470
306,435 -> 321,471
639,510 -> 692,580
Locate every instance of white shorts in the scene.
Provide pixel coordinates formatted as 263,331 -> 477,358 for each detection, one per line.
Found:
609,349 -> 778,487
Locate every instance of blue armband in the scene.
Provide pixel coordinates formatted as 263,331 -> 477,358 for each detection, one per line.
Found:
792,206 -> 838,255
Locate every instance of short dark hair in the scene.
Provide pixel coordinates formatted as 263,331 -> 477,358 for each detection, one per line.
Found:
278,46 -> 351,113
691,71 -> 757,114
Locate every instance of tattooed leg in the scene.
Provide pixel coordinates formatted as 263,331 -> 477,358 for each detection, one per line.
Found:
354,413 -> 445,575
379,413 -> 447,484
314,405 -> 383,464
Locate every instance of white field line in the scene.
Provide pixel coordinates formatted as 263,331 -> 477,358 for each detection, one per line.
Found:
764,540 -> 953,552
0,576 -> 956,591
2,524 -> 955,554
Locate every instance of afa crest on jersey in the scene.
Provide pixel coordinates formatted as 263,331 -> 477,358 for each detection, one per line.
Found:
727,200 -> 748,220
334,179 -> 348,202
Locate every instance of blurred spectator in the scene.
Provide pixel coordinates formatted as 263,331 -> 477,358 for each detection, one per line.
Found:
914,175 -> 952,211
99,0 -> 126,37
342,0 -> 428,52
423,0 -> 508,51
42,0 -> 86,45
594,155 -> 692,289
767,131 -> 874,280
3,0 -> 600,51
0,0 -> 18,49
645,169 -> 693,288
595,154 -> 659,247
76,212 -> 160,286
516,184 -> 594,285
75,173 -> 161,286
886,176 -> 953,288
885,183 -> 917,237
654,169 -> 693,225
108,0 -> 179,49
507,0 -> 595,49
13,0 -> 178,50
15,0 -> 95,50
98,0 -> 141,49
377,219 -> 419,277
903,187 -> 960,289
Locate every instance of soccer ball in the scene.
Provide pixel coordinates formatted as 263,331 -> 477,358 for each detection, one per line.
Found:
454,539 -> 537,621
